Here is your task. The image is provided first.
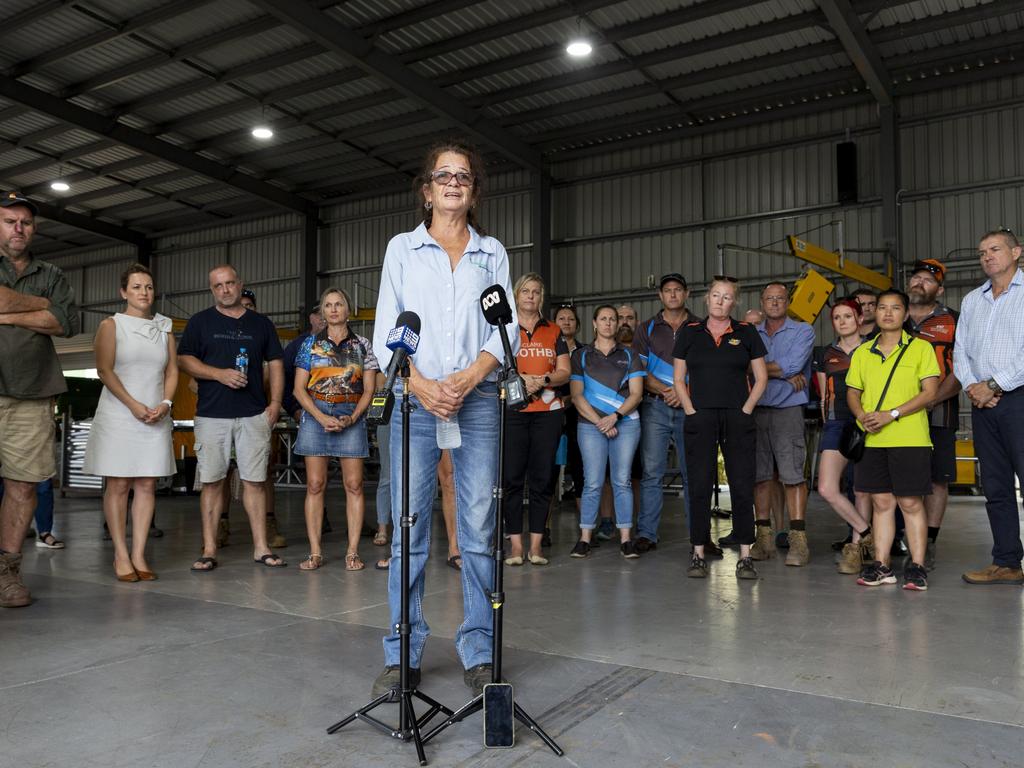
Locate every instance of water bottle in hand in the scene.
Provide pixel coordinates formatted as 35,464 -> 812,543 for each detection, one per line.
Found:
436,414 -> 461,449
235,347 -> 249,377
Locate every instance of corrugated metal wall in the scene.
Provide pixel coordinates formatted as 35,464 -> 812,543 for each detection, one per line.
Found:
45,72 -> 1024,347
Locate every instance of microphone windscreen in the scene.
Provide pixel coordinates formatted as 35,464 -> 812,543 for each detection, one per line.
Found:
480,285 -> 512,324
395,310 -> 421,334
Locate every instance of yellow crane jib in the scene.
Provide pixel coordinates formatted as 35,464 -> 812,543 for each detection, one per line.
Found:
786,236 -> 892,291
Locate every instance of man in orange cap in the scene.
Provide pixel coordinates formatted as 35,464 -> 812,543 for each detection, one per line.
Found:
905,258 -> 959,569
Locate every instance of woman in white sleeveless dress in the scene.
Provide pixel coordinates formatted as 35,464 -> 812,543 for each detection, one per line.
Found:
84,264 -> 177,582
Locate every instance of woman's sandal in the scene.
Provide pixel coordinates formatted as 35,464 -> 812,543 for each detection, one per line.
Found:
299,553 -> 324,571
373,529 -> 388,546
345,552 -> 365,571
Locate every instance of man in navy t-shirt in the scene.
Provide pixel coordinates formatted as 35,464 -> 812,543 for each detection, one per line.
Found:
178,265 -> 285,571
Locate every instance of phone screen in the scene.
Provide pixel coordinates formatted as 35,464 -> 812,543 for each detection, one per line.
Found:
483,683 -> 514,748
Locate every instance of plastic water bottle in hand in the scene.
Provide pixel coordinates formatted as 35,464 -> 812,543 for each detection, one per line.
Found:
235,347 -> 249,377
436,414 -> 461,449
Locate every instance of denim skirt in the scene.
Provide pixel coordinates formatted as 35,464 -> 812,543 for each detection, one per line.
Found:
295,399 -> 368,458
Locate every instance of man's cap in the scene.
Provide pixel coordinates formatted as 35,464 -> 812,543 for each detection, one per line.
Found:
241,288 -> 257,305
659,272 -> 687,290
1,191 -> 38,215
909,258 -> 945,283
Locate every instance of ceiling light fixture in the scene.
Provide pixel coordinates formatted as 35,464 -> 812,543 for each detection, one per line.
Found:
566,17 -> 592,57
51,164 -> 70,192
252,105 -> 274,139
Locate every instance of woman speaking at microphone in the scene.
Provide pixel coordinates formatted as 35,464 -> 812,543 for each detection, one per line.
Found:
371,140 -> 518,701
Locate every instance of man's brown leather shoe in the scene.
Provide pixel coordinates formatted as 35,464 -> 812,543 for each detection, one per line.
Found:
962,564 -> 1024,585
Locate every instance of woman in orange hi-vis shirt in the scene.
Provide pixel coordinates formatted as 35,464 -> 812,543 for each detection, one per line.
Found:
503,272 -> 571,566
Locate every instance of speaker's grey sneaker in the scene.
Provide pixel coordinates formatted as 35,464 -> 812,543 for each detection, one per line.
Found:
371,665 -> 420,703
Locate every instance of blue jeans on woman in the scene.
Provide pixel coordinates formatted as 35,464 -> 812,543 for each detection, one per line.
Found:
578,418 -> 641,529
383,383 -> 499,670
375,425 -> 391,527
35,478 -> 54,534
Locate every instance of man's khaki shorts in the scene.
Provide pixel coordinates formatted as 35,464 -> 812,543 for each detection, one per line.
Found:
0,396 -> 55,483
194,414 -> 272,483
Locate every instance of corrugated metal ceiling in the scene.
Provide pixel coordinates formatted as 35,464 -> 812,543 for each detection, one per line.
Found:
1,0 -> 1021,255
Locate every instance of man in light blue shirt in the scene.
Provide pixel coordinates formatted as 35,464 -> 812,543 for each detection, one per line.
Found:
955,228 -> 1024,586
750,282 -> 815,565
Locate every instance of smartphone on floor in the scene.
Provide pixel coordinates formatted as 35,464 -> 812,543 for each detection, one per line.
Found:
483,682 -> 514,748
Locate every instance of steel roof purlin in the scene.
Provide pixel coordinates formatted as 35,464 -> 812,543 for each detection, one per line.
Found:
247,0 -> 543,172
0,78 -> 318,216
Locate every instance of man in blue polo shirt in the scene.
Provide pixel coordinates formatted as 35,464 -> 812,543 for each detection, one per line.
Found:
633,273 -> 696,552
750,282 -> 815,565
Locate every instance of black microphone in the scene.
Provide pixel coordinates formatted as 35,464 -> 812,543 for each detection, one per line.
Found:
479,285 -> 528,411
367,311 -> 421,426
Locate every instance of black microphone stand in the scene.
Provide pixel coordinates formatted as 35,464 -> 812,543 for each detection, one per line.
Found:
420,352 -> 563,757
327,361 -> 453,766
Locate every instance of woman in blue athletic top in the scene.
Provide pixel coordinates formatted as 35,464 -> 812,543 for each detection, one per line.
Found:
569,305 -> 645,559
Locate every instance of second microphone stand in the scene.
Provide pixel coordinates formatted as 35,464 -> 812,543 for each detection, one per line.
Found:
327,362 -> 452,766
421,359 -> 563,756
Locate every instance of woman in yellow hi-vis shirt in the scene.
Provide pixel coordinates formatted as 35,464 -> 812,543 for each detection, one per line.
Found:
847,289 -> 939,591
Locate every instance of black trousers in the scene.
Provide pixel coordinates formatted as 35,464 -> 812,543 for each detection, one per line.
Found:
972,389 -> 1024,567
684,408 -> 756,546
504,409 -> 564,534
549,406 -> 585,499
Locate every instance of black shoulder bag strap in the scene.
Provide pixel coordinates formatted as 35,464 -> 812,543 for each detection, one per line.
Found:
873,339 -> 912,412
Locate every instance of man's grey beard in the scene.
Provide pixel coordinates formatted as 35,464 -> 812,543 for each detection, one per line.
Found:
908,291 -> 931,305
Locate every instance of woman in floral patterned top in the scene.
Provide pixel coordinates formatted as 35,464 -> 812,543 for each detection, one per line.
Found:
293,287 -> 379,571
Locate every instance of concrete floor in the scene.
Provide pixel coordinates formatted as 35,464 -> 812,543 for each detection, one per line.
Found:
2,487 -> 1022,768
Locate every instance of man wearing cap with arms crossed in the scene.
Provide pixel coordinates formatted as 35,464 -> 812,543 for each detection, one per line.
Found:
955,229 -> 1024,585
633,273 -> 696,552
905,258 -> 960,569
0,192 -> 80,608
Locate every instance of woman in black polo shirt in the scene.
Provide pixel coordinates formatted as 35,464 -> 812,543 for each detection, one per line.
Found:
673,277 -> 768,579
569,305 -> 645,559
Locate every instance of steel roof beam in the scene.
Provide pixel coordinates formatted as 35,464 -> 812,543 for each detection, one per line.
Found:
502,41 -> 846,128
2,0 -> 73,36
818,0 -> 893,105
249,0 -> 542,171
5,0 -> 216,79
0,78 -> 317,216
32,200 -> 148,247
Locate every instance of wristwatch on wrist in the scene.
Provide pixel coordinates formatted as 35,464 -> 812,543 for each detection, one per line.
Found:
987,378 -> 1003,395
160,399 -> 173,408
614,411 -> 625,421
889,408 -> 900,421
543,375 -> 551,386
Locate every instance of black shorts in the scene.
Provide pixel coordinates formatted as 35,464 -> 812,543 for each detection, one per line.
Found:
854,446 -> 933,497
930,426 -> 957,484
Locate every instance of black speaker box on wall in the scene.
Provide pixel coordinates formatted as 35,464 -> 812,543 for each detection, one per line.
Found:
836,141 -> 858,203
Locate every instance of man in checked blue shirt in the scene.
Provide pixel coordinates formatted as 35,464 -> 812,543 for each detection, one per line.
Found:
750,282 -> 816,566
956,228 -> 1024,586
370,141 -> 519,701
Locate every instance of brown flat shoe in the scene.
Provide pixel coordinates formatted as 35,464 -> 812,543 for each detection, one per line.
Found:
135,570 -> 157,581
115,563 -> 139,583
